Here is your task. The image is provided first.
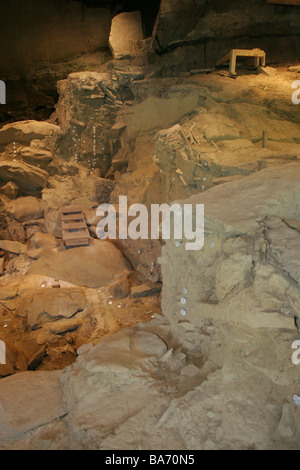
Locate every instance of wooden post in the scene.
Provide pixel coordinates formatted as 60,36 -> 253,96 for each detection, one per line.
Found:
254,56 -> 260,68
263,131 -> 268,148
229,50 -> 237,76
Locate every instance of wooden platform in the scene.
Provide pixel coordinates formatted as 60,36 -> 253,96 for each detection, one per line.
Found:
216,48 -> 266,76
60,206 -> 90,248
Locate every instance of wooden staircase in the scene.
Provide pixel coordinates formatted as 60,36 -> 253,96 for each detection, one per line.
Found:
61,206 -> 91,248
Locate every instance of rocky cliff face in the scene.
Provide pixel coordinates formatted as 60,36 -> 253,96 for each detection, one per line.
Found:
152,0 -> 300,71
0,0 -> 161,124
160,163 -> 300,332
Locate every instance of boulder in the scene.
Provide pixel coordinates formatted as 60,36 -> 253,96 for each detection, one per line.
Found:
0,342 -> 28,378
16,288 -> 86,329
6,219 -> 26,243
130,331 -> 167,358
26,248 -> 43,260
30,232 -> 58,249
108,275 -> 130,299
7,196 -> 44,222
28,240 -> 130,288
0,370 -> 65,439
19,146 -> 53,167
0,120 -> 61,147
136,315 -> 172,346
0,240 -> 27,254
0,182 -> 18,199
0,161 -> 48,192
109,11 -> 143,60
0,339 -> 44,377
180,363 -> 201,377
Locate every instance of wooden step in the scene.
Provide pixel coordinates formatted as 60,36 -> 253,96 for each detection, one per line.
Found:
61,221 -> 87,230
61,205 -> 83,215
61,213 -> 85,221
62,229 -> 90,241
65,238 -> 90,247
60,205 -> 91,248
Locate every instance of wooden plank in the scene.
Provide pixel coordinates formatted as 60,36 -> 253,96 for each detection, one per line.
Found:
61,221 -> 87,230
216,52 -> 230,66
65,238 -> 90,247
217,49 -> 265,64
63,229 -> 90,241
61,213 -> 84,221
230,49 -> 265,57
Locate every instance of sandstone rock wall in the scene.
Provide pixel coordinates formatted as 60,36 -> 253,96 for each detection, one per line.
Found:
159,163 -> 300,334
1,314 -> 300,449
153,0 -> 300,70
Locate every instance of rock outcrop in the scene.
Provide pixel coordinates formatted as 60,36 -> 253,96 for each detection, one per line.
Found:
109,11 -> 144,60
6,196 -> 44,222
0,313 -> 299,450
0,371 -> 66,440
28,240 -> 131,288
0,161 -> 48,193
16,288 -> 87,330
56,69 -> 144,176
0,121 -> 61,148
160,163 -> 300,333
153,0 -> 300,67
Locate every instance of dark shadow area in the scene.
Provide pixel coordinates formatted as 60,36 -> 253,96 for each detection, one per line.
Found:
0,0 -> 161,125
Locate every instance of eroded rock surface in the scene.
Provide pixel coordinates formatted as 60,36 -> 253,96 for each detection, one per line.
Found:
109,11 -> 143,60
0,314 -> 299,450
160,163 -> 300,333
28,240 -> 131,288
